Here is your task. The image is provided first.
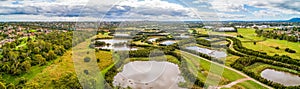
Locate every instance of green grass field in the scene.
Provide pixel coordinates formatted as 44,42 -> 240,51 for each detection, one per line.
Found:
235,28 -> 300,59
180,51 -> 246,86
236,28 -> 265,41
245,62 -> 300,75
124,55 -> 180,65
231,80 -> 268,89
200,28 -> 300,59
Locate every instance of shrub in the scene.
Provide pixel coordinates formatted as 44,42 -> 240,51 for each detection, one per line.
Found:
285,48 -> 296,53
97,58 -> 100,63
84,57 -> 91,62
84,70 -> 89,75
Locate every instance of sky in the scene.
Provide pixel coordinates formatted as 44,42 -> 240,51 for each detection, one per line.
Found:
0,0 -> 299,21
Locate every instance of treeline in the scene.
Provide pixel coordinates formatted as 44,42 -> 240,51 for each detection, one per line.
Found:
196,38 -> 228,48
231,57 -> 300,89
255,29 -> 299,42
0,31 -> 94,75
128,44 -> 177,58
132,35 -> 148,42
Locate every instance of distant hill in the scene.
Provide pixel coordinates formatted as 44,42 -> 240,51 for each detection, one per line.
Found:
288,18 -> 300,22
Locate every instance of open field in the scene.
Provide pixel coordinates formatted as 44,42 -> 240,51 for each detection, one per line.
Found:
230,80 -> 268,89
235,28 -> 300,59
180,51 -> 245,85
245,62 -> 300,75
242,39 -> 300,59
124,55 -> 180,65
195,28 -> 300,59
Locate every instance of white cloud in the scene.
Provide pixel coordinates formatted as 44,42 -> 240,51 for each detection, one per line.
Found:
0,0 -> 299,21
208,0 -> 247,12
253,10 -> 281,17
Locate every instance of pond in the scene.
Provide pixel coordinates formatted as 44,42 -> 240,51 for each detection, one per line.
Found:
113,61 -> 186,89
114,33 -> 130,37
185,46 -> 227,58
148,38 -> 159,42
261,69 -> 300,86
96,39 -> 137,51
160,40 -> 176,46
176,36 -> 190,38
175,34 -> 190,38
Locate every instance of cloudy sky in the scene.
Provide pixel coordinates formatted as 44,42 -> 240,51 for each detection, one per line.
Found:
0,0 -> 299,21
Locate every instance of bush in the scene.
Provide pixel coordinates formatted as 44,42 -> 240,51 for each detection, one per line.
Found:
275,47 -> 280,50
84,57 -> 91,62
285,48 -> 296,53
237,34 -> 243,38
97,58 -> 100,63
84,70 -> 89,75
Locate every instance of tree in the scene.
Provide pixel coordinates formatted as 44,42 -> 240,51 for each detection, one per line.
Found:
8,51 -> 18,62
6,83 -> 15,89
1,63 -> 10,73
63,40 -> 72,49
84,57 -> 91,62
21,60 -> 31,72
53,73 -> 82,89
33,47 -> 40,54
47,50 -> 57,60
0,82 -> 6,89
34,54 -> 46,65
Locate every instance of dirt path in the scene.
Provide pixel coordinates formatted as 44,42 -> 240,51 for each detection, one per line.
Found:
217,78 -> 251,89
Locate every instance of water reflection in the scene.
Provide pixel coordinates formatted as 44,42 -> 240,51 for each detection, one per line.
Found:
113,61 -> 186,89
185,46 -> 227,58
160,40 -> 176,46
96,39 -> 137,51
261,69 -> 300,86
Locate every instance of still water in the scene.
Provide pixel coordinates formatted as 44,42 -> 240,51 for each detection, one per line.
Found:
261,69 -> 300,86
113,61 -> 186,89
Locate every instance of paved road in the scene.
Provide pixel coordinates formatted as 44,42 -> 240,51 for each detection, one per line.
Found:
181,51 -> 273,89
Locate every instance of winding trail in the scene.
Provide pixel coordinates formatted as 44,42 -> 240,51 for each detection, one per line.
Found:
217,78 -> 251,89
